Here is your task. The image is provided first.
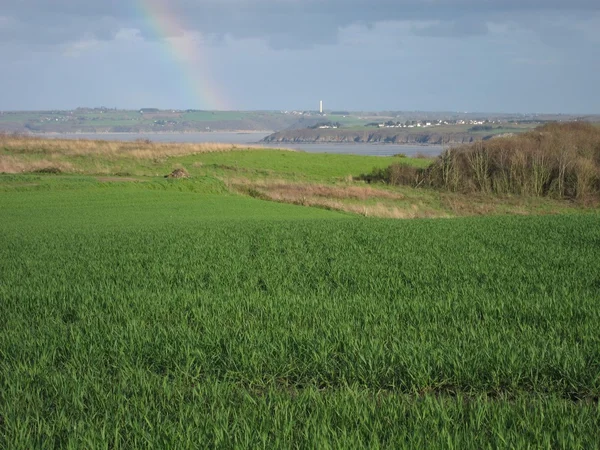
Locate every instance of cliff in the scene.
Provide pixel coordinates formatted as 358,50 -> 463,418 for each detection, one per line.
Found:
262,128 -> 483,145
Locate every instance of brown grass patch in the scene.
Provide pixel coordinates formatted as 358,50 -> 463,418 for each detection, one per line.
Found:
0,133 -> 289,160
335,202 -> 433,219
0,156 -> 76,174
245,180 -> 405,201
230,178 -> 446,218
165,168 -> 189,179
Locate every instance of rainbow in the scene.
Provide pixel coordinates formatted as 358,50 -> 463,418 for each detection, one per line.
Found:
135,0 -> 230,110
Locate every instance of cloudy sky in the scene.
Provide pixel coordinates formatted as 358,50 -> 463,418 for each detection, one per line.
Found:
1,0 -> 599,113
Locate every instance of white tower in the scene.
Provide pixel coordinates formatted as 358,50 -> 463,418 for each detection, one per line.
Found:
319,100 -> 323,114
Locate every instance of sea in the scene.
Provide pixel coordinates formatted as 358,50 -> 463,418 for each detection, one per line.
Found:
39,132 -> 444,157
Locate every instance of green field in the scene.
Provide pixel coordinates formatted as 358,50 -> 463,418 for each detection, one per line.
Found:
0,110 -> 295,133
1,109 -> 571,135
177,150 -> 432,181
1,168 -> 600,447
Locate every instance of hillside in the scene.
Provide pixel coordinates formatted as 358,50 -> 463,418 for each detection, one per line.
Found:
261,127 -> 523,145
0,110 -> 325,134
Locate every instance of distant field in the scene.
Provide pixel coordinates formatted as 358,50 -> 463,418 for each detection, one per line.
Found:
1,178 -> 599,447
181,111 -> 263,122
0,134 -> 587,218
0,110 -> 299,133
2,109 -> 580,134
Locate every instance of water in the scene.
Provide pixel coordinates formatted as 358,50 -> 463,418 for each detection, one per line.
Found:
40,132 -> 444,157
43,132 -> 269,145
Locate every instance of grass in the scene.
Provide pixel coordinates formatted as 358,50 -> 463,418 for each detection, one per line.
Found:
1,134 -> 408,181
0,110 -> 299,133
1,133 -> 591,219
1,179 -> 599,446
0,176 -> 345,230
0,134 -> 267,158
1,129 -> 600,446
181,150 -> 427,181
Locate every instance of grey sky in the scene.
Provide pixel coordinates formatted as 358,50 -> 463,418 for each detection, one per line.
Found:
1,0 -> 599,112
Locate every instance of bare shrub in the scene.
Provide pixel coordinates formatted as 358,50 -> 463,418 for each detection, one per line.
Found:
360,164 -> 426,188
413,152 -> 430,159
387,163 -> 425,187
388,122 -> 600,200
573,157 -> 598,199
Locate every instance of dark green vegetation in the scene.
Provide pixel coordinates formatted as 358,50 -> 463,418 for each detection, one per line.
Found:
0,110 -> 312,133
1,171 -> 600,447
260,124 -> 536,145
366,123 -> 600,201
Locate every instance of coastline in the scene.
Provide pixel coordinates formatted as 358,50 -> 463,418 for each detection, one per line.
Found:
32,130 -> 274,136
16,131 -> 446,156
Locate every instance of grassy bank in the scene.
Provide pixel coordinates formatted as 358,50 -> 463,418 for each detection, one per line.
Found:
1,133 -> 589,218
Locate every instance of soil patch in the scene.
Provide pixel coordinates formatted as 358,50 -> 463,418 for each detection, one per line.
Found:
165,168 -> 189,179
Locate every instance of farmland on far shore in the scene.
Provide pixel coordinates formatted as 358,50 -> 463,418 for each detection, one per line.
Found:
1,108 -> 596,136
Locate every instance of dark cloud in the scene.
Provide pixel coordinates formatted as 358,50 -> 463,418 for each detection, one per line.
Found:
0,12 -> 121,45
2,0 -> 599,48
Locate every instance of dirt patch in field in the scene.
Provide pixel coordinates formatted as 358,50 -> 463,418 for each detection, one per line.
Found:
165,168 -> 189,179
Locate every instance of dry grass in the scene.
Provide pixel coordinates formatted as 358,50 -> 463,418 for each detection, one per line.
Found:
229,178 -> 447,219
0,133 -> 281,160
438,191 -> 582,216
228,177 -> 578,219
240,179 -> 405,201
0,156 -> 76,174
337,202 -> 438,219
0,133 -> 289,175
